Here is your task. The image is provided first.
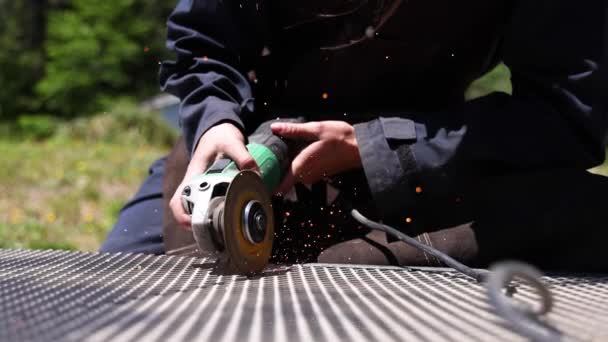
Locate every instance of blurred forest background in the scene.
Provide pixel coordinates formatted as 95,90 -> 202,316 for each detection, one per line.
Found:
0,1 -> 607,251
0,0 -> 178,250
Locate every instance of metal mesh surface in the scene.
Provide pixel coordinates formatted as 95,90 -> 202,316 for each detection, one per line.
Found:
1,249 -> 608,342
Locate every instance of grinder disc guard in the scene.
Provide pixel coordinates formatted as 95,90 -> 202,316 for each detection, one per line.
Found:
192,196 -> 225,254
222,170 -> 274,273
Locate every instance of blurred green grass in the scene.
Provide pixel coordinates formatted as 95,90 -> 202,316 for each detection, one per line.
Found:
0,101 -> 175,251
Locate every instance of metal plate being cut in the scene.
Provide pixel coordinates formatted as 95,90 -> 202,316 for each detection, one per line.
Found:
2,249 -> 608,341
223,170 -> 274,273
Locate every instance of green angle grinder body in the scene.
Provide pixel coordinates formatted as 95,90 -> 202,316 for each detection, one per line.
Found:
181,143 -> 283,273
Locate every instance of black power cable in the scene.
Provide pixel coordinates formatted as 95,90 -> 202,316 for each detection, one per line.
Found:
350,209 -> 488,282
487,262 -> 560,342
350,208 -> 558,341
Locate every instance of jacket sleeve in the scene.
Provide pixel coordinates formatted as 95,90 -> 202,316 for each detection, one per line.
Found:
354,0 -> 608,218
159,0 -> 264,156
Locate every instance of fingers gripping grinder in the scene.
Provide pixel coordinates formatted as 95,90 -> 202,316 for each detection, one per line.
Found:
180,125 -> 292,274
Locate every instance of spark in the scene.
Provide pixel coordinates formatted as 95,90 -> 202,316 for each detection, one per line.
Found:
247,70 -> 258,83
415,186 -> 423,194
365,26 -> 375,38
321,92 -> 329,100
405,217 -> 412,223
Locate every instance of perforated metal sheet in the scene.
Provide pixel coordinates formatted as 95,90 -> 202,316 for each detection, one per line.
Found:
1,249 -> 608,342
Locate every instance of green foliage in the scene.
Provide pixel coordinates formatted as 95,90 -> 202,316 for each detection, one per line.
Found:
1,99 -> 177,146
0,0 -> 175,119
0,1 -> 45,119
54,100 -> 177,147
17,114 -> 61,140
36,0 -> 175,117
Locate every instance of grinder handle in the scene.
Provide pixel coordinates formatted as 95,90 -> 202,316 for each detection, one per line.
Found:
196,118 -> 306,192
203,143 -> 282,192
206,158 -> 232,173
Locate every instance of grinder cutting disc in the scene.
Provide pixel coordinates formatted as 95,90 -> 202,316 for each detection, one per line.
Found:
223,170 -> 274,273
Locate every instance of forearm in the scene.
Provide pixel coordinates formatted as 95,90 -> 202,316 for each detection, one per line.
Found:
354,0 -> 607,219
354,91 -> 605,218
159,0 -> 263,156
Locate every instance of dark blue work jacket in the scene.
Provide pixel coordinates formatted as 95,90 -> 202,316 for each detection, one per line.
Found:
160,0 -> 607,220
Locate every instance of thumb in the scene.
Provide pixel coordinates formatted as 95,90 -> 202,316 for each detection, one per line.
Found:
224,142 -> 259,172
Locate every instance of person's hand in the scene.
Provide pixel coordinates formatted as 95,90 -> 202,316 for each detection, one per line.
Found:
170,122 -> 259,229
271,121 -> 362,194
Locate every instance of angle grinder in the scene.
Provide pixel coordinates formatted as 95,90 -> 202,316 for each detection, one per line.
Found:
180,122 -> 295,273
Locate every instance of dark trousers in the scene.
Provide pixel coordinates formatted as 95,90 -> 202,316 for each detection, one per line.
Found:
99,157 -> 165,255
101,142 -> 608,273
